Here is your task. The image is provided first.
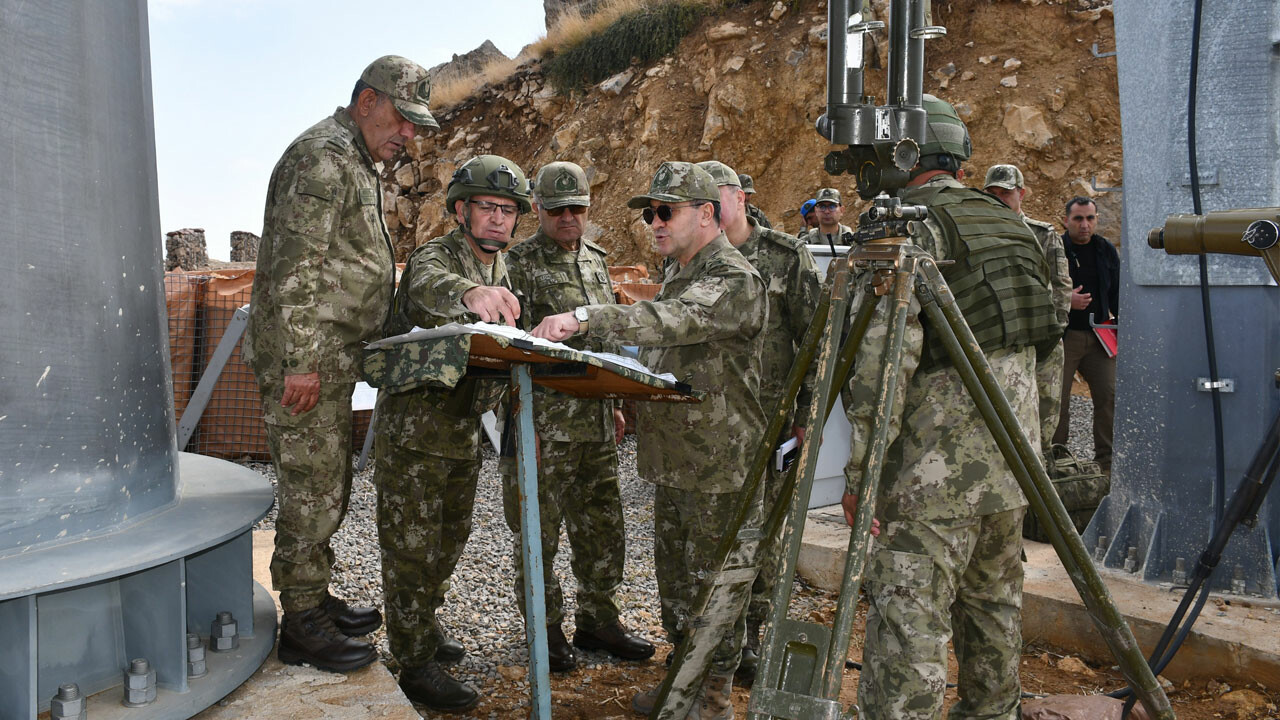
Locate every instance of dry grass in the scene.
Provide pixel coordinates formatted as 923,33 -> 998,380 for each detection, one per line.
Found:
429,0 -> 729,111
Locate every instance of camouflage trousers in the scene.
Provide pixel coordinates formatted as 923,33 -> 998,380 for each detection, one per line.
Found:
748,462 -> 789,627
260,379 -> 355,614
859,508 -> 1025,720
1036,340 -> 1064,447
499,440 -> 625,630
374,414 -> 483,669
654,485 -> 761,674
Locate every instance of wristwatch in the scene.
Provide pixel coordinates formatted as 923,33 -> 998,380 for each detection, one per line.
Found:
573,306 -> 590,333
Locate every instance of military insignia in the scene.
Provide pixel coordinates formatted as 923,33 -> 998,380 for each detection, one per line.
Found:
416,79 -> 431,102
554,170 -> 578,194
652,164 -> 674,192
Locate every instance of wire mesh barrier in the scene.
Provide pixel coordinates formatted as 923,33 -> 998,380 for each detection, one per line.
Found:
163,270 -> 372,462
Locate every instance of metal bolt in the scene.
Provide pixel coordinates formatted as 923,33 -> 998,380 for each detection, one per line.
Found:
187,632 -> 208,678
50,683 -> 87,720
122,656 -> 157,707
1172,557 -> 1188,585
210,610 -> 240,652
1124,546 -> 1138,573
1231,564 -> 1247,594
1095,535 -> 1109,563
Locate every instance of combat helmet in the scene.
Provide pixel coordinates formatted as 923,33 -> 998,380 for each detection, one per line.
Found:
446,154 -> 532,213
446,154 -> 532,251
914,94 -> 971,175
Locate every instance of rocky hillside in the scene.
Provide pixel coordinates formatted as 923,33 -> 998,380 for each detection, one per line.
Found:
383,0 -> 1121,269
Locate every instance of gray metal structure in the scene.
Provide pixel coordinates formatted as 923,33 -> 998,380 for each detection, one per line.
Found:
1089,1 -> 1280,597
0,1 -> 275,717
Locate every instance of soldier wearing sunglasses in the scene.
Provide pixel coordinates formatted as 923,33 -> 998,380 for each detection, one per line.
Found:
531,161 -> 767,720
373,154 -> 531,713
500,161 -> 655,673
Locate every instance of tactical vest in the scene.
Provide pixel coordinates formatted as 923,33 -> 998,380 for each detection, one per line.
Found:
902,184 -> 1062,372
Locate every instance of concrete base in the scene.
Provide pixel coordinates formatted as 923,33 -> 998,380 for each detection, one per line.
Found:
191,531 -> 417,720
797,505 -> 1280,687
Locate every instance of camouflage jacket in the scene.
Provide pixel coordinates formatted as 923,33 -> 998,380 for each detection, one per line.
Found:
1023,214 -> 1072,328
507,230 -> 618,443
798,223 -> 853,246
244,108 -> 396,383
843,175 -> 1037,521
379,228 -> 508,439
745,203 -> 773,230
583,233 -> 767,493
735,218 -> 822,430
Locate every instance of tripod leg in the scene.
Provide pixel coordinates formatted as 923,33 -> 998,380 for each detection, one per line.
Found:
821,255 -> 919,697
914,261 -> 1175,720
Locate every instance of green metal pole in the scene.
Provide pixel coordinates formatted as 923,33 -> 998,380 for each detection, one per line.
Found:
914,259 -> 1175,720
513,364 -> 553,719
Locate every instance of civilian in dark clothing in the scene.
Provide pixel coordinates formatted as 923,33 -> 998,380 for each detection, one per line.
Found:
1051,196 -> 1120,471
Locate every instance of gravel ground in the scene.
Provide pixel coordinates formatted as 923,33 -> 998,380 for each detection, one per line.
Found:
246,393 -> 1098,714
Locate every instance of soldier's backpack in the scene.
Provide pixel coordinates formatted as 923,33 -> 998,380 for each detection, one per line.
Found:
1023,444 -> 1110,542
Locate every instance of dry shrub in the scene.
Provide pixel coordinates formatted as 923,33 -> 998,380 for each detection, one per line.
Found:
432,56 -> 522,110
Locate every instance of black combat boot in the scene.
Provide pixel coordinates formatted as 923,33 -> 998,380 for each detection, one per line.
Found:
278,606 -> 377,673
736,619 -> 762,686
432,619 -> 466,662
320,592 -> 383,636
547,623 -> 578,672
399,661 -> 480,713
574,620 -> 656,660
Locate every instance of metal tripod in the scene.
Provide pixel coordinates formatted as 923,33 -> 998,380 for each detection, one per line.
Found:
648,221 -> 1175,719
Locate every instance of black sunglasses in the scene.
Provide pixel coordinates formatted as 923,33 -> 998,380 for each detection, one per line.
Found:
545,205 -> 588,217
642,202 -> 702,225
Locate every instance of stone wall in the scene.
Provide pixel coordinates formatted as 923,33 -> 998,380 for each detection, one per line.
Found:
165,228 -> 208,271
229,231 -> 260,263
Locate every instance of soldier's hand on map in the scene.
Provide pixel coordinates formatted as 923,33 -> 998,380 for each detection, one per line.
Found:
841,492 -> 881,536
463,285 -> 521,326
530,312 -> 579,341
281,372 -> 320,416
613,409 -> 626,444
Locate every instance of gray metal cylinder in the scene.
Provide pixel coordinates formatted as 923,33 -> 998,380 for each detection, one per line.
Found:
0,0 -> 177,557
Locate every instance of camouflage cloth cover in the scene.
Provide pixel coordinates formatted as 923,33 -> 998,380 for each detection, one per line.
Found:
1024,444 -> 1110,542
362,323 -> 705,402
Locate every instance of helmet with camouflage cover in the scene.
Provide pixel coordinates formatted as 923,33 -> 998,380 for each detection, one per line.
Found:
532,161 -> 590,209
446,154 -> 532,213
916,94 -> 971,173
628,161 -> 720,208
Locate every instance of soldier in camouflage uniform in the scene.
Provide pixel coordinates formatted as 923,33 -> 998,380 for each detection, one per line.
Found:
697,161 -> 822,685
841,96 -> 1059,720
798,187 -> 854,247
737,173 -> 774,229
500,161 -> 655,673
532,162 -> 767,720
373,154 -> 531,712
243,55 -> 436,674
984,163 -> 1073,446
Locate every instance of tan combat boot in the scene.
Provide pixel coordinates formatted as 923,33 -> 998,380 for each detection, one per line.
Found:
688,670 -> 735,720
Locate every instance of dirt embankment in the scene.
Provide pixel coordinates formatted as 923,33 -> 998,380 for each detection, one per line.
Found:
382,0 -> 1123,269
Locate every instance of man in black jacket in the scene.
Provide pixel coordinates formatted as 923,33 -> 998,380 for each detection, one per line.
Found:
1051,196 -> 1119,472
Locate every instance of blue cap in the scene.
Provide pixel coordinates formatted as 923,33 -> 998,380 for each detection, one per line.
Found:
800,199 -> 817,217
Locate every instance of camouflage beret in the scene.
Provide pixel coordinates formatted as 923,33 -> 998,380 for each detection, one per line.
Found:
815,187 -> 842,205
696,160 -> 742,188
627,161 -> 720,208
984,164 -> 1025,191
533,161 -> 591,209
738,173 -> 757,194
360,55 -> 438,129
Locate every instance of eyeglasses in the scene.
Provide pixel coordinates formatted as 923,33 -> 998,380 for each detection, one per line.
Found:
545,205 -> 588,217
642,202 -> 703,225
468,199 -> 519,217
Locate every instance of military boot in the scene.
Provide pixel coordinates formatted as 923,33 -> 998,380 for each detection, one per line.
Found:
547,623 -> 577,672
574,620 -> 656,660
735,619 -> 761,686
431,619 -> 465,663
399,661 -> 479,713
320,592 -> 382,636
278,606 -> 377,673
689,670 -> 735,720
631,685 -> 661,716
